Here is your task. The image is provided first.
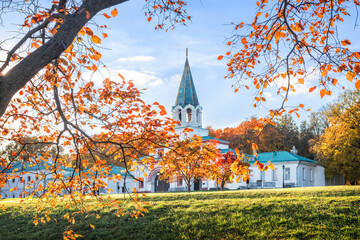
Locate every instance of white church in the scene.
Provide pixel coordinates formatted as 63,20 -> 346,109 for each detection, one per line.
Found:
133,50 -> 326,192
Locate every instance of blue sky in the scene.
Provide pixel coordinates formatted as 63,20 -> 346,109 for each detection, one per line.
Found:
2,0 -> 360,129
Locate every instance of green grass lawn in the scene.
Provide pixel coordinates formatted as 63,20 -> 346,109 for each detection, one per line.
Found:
1,186 -> 359,239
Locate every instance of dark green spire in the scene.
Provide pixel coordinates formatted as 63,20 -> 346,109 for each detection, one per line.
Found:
175,49 -> 199,107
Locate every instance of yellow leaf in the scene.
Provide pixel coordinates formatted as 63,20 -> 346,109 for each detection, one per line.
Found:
346,71 -> 354,82
91,35 -> 101,44
298,78 -> 304,84
90,224 -> 95,229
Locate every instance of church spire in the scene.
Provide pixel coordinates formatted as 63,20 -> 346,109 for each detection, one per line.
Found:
174,49 -> 199,107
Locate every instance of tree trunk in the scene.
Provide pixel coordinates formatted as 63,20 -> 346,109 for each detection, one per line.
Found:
220,181 -> 225,191
0,0 -> 128,118
187,184 -> 191,192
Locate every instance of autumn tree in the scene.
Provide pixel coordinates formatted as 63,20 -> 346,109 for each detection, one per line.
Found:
0,1 -> 190,236
312,90 -> 360,184
219,0 -> 360,124
159,136 -> 220,192
210,151 -> 250,191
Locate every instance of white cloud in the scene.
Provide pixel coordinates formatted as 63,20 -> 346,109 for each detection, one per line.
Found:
289,71 -> 320,96
82,68 -> 164,89
116,55 -> 156,63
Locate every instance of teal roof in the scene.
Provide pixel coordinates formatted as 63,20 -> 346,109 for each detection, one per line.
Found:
249,151 -> 317,164
174,50 -> 199,107
0,159 -> 74,173
220,148 -> 236,154
202,136 -> 230,144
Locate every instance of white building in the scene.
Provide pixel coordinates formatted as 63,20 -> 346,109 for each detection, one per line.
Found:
0,160 -> 134,198
134,50 -> 325,192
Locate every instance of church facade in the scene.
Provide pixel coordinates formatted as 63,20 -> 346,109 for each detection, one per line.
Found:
133,51 -> 326,193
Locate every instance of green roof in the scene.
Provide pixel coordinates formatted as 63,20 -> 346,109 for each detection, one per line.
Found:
174,50 -> 199,107
202,136 -> 230,144
249,151 -> 317,164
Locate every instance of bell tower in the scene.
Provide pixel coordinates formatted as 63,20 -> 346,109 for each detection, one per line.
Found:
172,49 -> 208,137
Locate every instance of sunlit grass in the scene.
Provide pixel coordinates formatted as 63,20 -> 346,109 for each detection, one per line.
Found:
1,186 -> 359,239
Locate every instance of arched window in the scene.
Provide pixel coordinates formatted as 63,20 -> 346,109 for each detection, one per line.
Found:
178,109 -> 182,123
196,109 -> 201,123
186,108 -> 192,122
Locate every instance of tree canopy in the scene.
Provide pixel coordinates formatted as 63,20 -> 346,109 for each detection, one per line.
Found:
312,90 -> 360,183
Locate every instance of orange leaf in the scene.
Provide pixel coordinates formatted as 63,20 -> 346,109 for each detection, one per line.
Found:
160,110 -> 167,116
147,17 -> 152,22
103,13 -> 111,19
355,80 -> 360,90
299,104 -> 304,108
218,55 -> 223,60
118,73 -> 125,80
92,64 -> 97,72
309,86 -> 316,92
252,143 -> 258,151
91,35 -> 101,44
90,224 -> 95,229
226,41 -> 231,46
298,78 -> 304,84
85,11 -> 91,20
320,89 -> 326,99
241,37 -> 247,45
111,8 -> 118,17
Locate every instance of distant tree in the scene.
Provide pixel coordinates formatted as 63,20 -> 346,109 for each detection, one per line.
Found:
159,136 -> 220,192
312,90 -> 360,183
274,115 -> 299,151
0,136 -> 59,163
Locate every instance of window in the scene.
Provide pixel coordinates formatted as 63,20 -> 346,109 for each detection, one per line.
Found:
139,180 -> 144,189
186,108 -> 192,122
177,177 -> 183,186
28,176 -> 31,182
302,168 -> 306,181
310,169 -> 314,182
12,178 -> 15,183
196,109 -> 201,123
260,170 -> 265,181
178,109 -> 182,123
285,168 -> 290,180
272,168 -> 278,181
